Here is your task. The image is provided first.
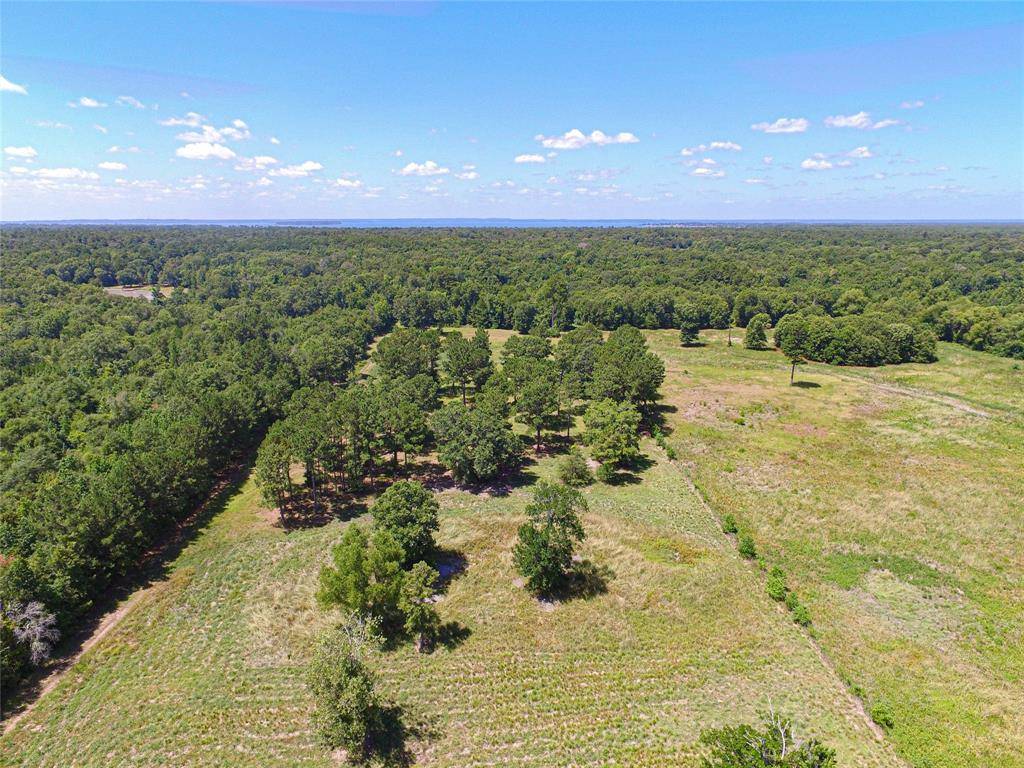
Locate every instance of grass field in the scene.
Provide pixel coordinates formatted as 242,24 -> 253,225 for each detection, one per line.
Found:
2,329 -> 1020,768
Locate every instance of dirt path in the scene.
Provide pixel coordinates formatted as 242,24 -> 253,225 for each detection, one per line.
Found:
2,587 -> 152,734
2,461 -> 251,735
813,365 -> 999,420
661,446 -> 906,759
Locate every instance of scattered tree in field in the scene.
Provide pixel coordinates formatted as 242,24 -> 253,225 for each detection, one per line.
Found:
373,327 -> 441,380
399,561 -> 441,652
589,326 -> 664,412
441,331 -> 492,403
699,708 -> 836,768
431,398 -> 521,485
554,323 -> 604,402
513,482 -> 588,597
317,526 -> 405,626
558,448 -> 594,487
371,480 -> 439,567
677,302 -> 703,346
307,630 -> 383,761
774,314 -> 811,383
745,313 -> 770,350
515,360 -> 560,451
582,398 -> 642,475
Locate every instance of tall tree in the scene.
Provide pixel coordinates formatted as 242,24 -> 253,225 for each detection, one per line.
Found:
512,482 -> 588,596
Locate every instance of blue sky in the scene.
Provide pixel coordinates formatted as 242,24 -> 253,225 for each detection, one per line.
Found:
1,1 -> 1021,220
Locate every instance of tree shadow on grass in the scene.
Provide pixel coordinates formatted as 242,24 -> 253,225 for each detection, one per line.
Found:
791,380 -> 821,389
436,621 -> 472,651
545,560 -> 615,603
368,703 -> 438,768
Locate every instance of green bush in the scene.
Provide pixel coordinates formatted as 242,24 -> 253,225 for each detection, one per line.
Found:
512,482 -> 587,596
722,514 -> 738,534
785,592 -> 812,627
738,534 -> 757,560
766,566 -> 788,601
869,701 -> 895,731
595,463 -> 615,483
558,448 -> 594,487
307,631 -> 383,761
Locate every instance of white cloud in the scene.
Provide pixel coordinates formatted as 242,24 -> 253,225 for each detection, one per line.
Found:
825,111 -> 901,130
29,167 -> 100,180
177,125 -> 223,143
763,156 -> 774,165
108,145 -> 140,153
70,96 -> 107,108
270,136 -> 281,145
234,155 -> 278,171
333,177 -> 363,189
221,119 -> 251,141
455,170 -> 479,180
847,146 -> 873,158
744,178 -> 767,184
255,176 -> 273,187
4,146 -> 38,159
33,120 -> 71,129
800,154 -> 833,170
391,149 -> 403,157
115,95 -> 147,109
93,124 -> 108,134
900,100 -> 925,110
751,117 -> 808,134
0,75 -> 27,95
681,140 -> 742,155
534,128 -> 639,149
98,161 -> 127,171
872,118 -> 901,130
176,142 -> 237,160
268,160 -> 323,177
398,160 -> 449,176
514,153 -> 546,164
691,167 -> 725,178
159,111 -> 205,127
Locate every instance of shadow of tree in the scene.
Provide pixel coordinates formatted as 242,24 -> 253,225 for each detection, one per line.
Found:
367,702 -> 437,768
541,559 -> 615,603
436,621 -> 472,651
791,380 -> 821,389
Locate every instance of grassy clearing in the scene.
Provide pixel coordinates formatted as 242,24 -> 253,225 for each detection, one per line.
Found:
0,330 -> 905,767
649,329 -> 1023,768
5,327 -> 1017,768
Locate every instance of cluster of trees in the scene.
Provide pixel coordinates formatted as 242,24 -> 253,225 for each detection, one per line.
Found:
772,312 -> 937,376
316,480 -> 443,652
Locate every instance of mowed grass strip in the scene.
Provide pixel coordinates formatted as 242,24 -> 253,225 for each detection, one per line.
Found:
1,429 -> 903,765
648,328 -> 1024,768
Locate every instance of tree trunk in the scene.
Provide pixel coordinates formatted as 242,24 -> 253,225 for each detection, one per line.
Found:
536,425 -> 542,452
790,361 -> 796,384
462,383 -> 467,405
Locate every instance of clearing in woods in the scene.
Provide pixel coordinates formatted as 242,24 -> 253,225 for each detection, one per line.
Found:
2,329 -> 1021,768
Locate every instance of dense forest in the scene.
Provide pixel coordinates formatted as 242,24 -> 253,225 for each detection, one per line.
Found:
1,224 -> 1022,688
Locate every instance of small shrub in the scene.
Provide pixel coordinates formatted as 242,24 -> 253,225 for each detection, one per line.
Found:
558,448 -> 594,487
307,631 -> 383,761
738,534 -> 757,560
766,566 -> 788,601
595,463 -> 615,483
664,445 -> 678,460
870,700 -> 895,731
722,514 -> 738,534
789,598 -> 812,627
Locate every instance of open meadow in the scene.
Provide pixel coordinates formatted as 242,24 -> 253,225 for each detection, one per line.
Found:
3,329 -> 1020,768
